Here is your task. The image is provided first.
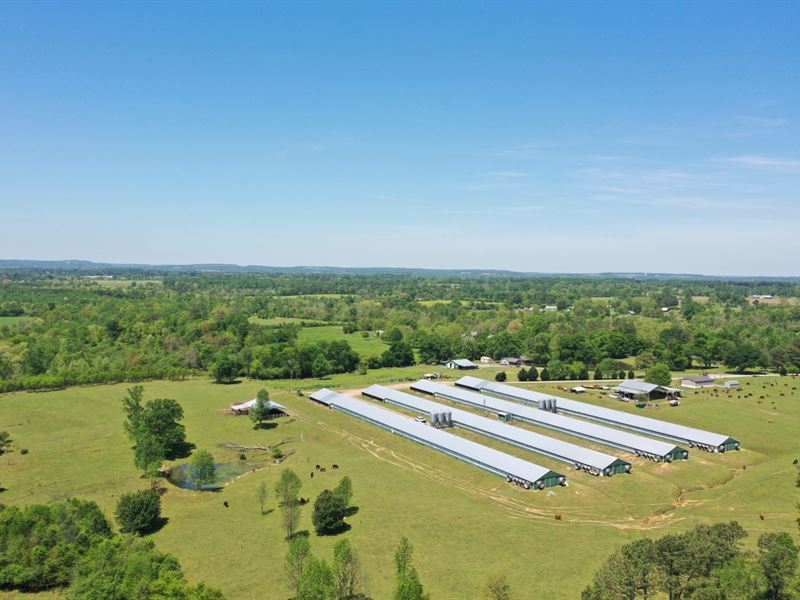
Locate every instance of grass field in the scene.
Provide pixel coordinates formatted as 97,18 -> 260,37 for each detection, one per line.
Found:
249,316 -> 330,327
0,371 -> 797,599
296,325 -> 389,359
0,316 -> 35,327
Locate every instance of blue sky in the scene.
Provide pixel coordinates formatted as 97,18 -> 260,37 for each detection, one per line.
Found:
1,1 -> 799,275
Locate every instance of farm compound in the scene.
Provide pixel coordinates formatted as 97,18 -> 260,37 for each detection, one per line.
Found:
456,377 -> 740,453
363,384 -> 631,476
309,388 -> 566,489
411,380 -> 688,462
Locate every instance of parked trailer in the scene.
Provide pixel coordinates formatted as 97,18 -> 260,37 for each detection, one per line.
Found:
410,380 -> 687,462
363,385 -> 631,476
456,376 -> 740,453
309,389 -> 566,489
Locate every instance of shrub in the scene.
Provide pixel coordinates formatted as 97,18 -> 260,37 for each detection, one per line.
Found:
312,489 -> 348,534
115,489 -> 162,535
495,371 -> 507,382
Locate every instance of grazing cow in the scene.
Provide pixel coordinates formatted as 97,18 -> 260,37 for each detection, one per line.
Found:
310,472 -> 314,478
332,464 -> 339,469
554,513 -> 562,521
315,464 -> 321,470
223,501 -> 229,508
320,467 -> 326,472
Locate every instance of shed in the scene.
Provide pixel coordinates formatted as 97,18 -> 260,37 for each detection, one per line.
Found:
613,380 -> 682,400
500,357 -> 522,366
445,359 -> 478,370
479,356 -> 493,364
723,380 -> 741,389
681,376 -> 715,389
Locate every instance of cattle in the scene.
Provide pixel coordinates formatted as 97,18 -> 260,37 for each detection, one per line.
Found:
223,501 -> 229,508
320,467 -> 327,472
332,464 -> 339,469
310,472 -> 314,478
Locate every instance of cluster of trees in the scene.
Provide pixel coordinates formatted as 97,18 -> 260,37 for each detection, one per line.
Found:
122,386 -> 188,484
582,521 -> 799,600
1,272 -> 799,392
0,499 -> 223,598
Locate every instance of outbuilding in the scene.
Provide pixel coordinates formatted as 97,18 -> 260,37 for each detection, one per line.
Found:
445,358 -> 478,370
613,380 -> 682,401
681,376 -> 715,389
500,357 -> 522,367
723,380 -> 741,389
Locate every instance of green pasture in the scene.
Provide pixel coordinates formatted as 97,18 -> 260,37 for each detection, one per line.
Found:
296,325 -> 389,358
0,316 -> 34,327
0,373 -> 797,599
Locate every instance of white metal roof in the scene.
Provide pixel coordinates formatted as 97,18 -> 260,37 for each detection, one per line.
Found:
457,377 -> 736,449
448,358 -> 476,368
614,380 -> 681,394
412,380 -> 684,459
310,388 -> 562,486
230,398 -> 286,412
363,385 -> 628,474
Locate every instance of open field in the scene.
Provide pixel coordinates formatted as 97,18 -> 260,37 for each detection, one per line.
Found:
1,369 -> 797,599
82,278 -> 163,288
296,325 -> 389,358
248,316 -> 330,327
0,316 -> 35,327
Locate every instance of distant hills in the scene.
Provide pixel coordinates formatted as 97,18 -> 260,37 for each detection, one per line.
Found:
0,259 -> 797,281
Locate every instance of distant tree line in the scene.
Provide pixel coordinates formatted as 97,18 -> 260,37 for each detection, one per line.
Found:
1,273 -> 799,392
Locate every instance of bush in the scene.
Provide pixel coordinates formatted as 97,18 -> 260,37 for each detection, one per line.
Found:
312,489 -> 348,534
115,489 -> 162,535
527,367 -> 539,381
645,363 -> 672,386
539,368 -> 550,381
517,368 -> 528,382
627,370 -> 635,379
20,448 -> 28,455
495,371 -> 507,382
0,499 -> 112,590
594,368 -> 604,380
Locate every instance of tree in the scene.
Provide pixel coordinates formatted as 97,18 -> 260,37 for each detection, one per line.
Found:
312,355 -> 332,378
0,430 -> 11,454
256,481 -> 269,515
312,489 -> 347,534
297,556 -> 335,600
645,363 -> 672,387
758,532 -> 798,600
724,342 -> 762,373
115,489 -> 161,535
332,539 -> 363,600
188,450 -> 217,490
0,498 -> 112,590
285,535 -> 312,596
275,468 -> 302,506
593,368 -> 604,380
211,351 -> 239,384
394,537 -> 429,600
382,341 -> 415,368
539,367 -> 550,381
495,371 -> 507,382
250,388 -> 271,427
69,535 -> 225,599
584,538 -> 658,600
384,328 -> 404,343
133,432 -> 165,484
517,368 -> 528,382
628,370 -> 635,379
334,476 -> 353,508
483,574 -> 512,600
527,367 -> 538,381
281,498 -> 302,541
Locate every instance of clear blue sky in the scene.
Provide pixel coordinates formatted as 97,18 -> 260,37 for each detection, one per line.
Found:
1,1 -> 799,275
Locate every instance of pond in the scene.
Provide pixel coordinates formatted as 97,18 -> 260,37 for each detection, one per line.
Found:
167,462 -> 257,490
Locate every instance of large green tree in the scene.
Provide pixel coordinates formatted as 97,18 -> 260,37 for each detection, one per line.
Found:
312,489 -> 348,534
188,450 -> 217,490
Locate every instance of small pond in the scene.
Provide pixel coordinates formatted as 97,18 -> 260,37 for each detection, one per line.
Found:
167,462 -> 256,490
